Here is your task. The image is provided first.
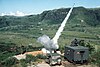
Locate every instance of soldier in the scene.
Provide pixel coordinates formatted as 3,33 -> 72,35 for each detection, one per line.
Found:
70,38 -> 78,46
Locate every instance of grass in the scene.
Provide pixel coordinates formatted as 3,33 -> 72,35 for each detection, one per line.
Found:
0,25 -> 100,67
0,31 -> 42,47
0,24 -> 100,47
62,31 -> 97,39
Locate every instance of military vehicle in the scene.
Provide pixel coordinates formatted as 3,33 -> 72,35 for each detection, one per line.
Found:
64,39 -> 89,64
45,52 -> 62,66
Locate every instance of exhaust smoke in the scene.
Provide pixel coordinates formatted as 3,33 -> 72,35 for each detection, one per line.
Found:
38,4 -> 74,51
52,5 -> 74,44
37,35 -> 59,49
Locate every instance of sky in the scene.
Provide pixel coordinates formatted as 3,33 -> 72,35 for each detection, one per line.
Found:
0,0 -> 100,16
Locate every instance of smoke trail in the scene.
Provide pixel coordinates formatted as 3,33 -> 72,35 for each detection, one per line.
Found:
37,4 -> 74,50
52,4 -> 74,45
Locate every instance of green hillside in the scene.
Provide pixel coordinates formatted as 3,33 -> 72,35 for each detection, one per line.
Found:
0,7 -> 100,27
0,7 -> 100,45
0,7 -> 100,65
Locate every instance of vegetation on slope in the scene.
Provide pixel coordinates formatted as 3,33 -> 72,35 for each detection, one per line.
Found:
0,7 -> 100,66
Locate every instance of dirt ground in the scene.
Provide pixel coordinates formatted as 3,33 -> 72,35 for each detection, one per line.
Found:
37,62 -> 64,67
36,61 -> 98,67
13,54 -> 98,67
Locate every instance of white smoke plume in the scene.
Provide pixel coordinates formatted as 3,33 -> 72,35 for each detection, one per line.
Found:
37,35 -> 51,48
52,4 -> 74,44
38,4 -> 74,50
37,35 -> 59,49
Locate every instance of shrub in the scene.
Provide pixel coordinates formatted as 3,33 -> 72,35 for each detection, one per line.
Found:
20,59 -> 27,67
25,54 -> 37,63
59,45 -> 65,53
1,57 -> 18,67
89,50 -> 100,67
36,54 -> 46,59
79,40 -> 95,53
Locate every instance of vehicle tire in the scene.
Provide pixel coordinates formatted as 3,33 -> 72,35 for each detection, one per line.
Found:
58,62 -> 62,65
45,59 -> 48,63
49,62 -> 52,66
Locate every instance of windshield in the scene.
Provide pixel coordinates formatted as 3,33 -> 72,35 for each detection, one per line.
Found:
52,55 -> 60,59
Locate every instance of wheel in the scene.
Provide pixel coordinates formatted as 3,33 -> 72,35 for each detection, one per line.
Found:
49,62 -> 53,66
45,59 -> 48,63
58,62 -> 62,66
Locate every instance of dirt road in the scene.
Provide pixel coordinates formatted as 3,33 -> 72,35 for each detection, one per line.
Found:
37,62 -> 64,67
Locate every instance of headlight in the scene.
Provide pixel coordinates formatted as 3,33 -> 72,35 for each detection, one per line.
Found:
76,52 -> 80,54
58,59 -> 61,62
51,61 -> 56,64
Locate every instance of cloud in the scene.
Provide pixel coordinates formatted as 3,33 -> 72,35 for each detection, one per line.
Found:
0,11 -> 33,16
15,11 -> 25,16
96,6 -> 100,8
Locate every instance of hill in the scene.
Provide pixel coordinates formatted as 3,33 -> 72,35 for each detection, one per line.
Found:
0,6 -> 100,67
0,7 -> 100,27
0,6 -> 100,45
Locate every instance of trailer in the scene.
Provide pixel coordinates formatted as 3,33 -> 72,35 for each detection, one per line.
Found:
64,45 -> 89,63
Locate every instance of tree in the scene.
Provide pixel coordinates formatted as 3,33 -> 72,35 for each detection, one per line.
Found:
20,59 -> 27,67
1,57 -> 18,67
79,40 -> 95,54
89,50 -> 100,67
25,54 -> 37,63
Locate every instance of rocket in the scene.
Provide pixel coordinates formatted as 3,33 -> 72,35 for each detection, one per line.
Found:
38,4 -> 75,50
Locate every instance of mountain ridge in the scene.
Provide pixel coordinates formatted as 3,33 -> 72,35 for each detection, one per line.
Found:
0,6 -> 100,28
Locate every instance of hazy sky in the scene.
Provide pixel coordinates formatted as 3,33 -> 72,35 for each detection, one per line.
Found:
0,0 -> 100,16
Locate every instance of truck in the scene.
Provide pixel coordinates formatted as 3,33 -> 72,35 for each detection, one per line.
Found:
45,52 -> 62,66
